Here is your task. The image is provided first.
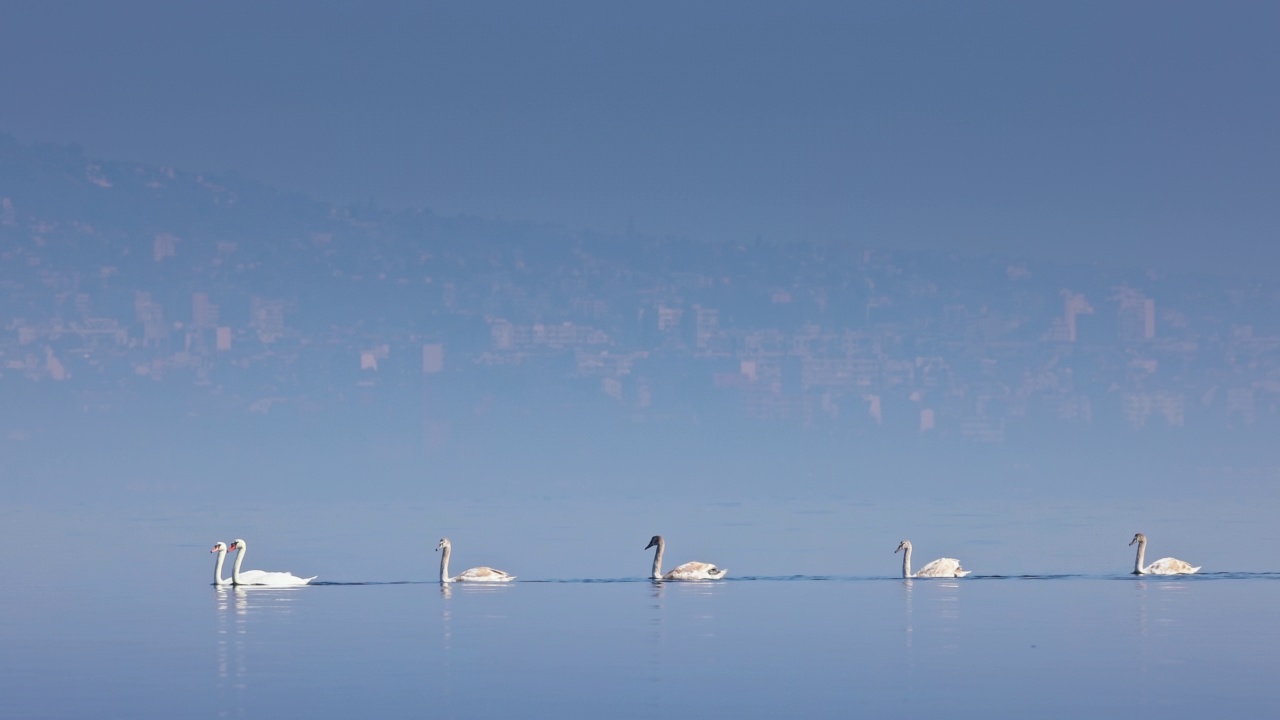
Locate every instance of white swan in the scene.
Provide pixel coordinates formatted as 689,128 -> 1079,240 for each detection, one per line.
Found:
895,540 -> 970,578
1130,533 -> 1200,575
436,538 -> 515,583
646,535 -> 727,581
211,541 -> 231,586
228,538 -> 316,586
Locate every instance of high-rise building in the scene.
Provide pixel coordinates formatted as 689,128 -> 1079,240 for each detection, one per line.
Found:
694,305 -> 719,350
153,233 -> 178,261
249,298 -> 285,343
192,293 -> 220,329
1062,291 -> 1094,342
1115,288 -> 1155,342
135,291 -> 168,347
422,344 -> 444,374
657,305 -> 683,332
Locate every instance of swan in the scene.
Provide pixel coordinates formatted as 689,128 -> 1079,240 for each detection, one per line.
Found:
895,540 -> 970,578
211,541 -> 231,586
436,538 -> 515,583
1130,533 -> 1200,575
227,538 -> 316,586
646,535 -> 727,580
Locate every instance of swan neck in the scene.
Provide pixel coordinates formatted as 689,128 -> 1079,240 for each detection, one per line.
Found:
440,545 -> 451,583
651,539 -> 664,580
1134,539 -> 1146,574
232,543 -> 245,584
902,546 -> 913,579
214,549 -> 229,585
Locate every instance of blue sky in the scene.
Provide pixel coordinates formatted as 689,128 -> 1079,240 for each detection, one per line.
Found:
2,1 -> 1278,273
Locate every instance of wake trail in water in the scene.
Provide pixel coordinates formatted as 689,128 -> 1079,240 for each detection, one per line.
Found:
291,572 -> 1280,586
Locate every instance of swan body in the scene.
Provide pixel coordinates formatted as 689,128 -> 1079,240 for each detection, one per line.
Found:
211,542 -> 231,586
646,535 -> 727,581
1130,533 -> 1199,575
228,539 -> 316,586
895,540 -> 970,578
436,538 -> 515,583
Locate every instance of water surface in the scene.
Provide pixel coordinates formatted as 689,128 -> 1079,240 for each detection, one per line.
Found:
3,497 -> 1278,719
4,572 -> 1279,719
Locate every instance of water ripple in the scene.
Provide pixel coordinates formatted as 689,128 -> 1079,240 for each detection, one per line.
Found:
304,572 -> 1280,585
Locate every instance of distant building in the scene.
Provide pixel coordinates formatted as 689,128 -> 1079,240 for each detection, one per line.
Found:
135,291 -> 168,347
153,233 -> 179,262
1115,288 -> 1156,342
867,394 -> 883,424
657,305 -> 683,332
192,293 -> 220,329
422,344 -> 444,374
694,305 -> 720,351
490,319 -> 515,350
361,344 -> 389,371
1062,291 -> 1094,343
249,297 -> 286,343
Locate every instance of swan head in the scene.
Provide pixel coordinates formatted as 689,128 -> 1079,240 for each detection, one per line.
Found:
1130,533 -> 1146,546
436,538 -> 451,552
228,539 -> 246,552
211,542 -> 227,554
895,540 -> 911,554
645,535 -> 663,550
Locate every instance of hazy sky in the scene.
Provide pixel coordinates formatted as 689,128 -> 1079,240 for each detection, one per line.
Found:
2,2 -> 1278,273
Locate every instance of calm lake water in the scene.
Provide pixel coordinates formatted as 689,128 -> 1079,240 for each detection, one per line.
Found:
3,498 -> 1279,719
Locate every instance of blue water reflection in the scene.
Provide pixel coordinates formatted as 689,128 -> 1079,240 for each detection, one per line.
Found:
2,574 -> 1279,718
4,494 -> 1280,719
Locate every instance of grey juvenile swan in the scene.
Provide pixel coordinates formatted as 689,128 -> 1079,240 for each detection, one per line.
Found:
1130,533 -> 1200,575
436,538 -> 516,583
646,535 -> 727,580
895,540 -> 970,578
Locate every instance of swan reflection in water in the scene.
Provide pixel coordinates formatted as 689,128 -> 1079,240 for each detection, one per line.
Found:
934,581 -> 963,622
899,576 -> 963,658
650,579 -> 666,602
901,578 -> 915,642
437,581 -> 456,715
213,579 -> 314,714
1131,577 -> 1192,709
214,584 -> 304,617
212,585 -> 249,716
1133,577 -> 1192,639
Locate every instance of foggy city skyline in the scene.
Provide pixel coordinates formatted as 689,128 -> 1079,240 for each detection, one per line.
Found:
3,130 -> 1279,510
3,2 -> 1280,518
